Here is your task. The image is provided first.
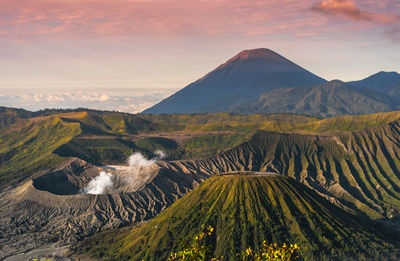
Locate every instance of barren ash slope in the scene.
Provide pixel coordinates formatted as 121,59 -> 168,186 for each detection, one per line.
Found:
0,157 -> 208,259
143,48 -> 399,117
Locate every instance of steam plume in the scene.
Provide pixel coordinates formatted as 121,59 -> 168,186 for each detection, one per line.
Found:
154,150 -> 166,160
125,151 -> 165,189
84,171 -> 113,194
83,150 -> 167,194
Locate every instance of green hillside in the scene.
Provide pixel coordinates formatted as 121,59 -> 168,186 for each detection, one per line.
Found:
2,108 -> 400,191
169,124 -> 400,219
0,116 -> 81,188
74,174 -> 400,261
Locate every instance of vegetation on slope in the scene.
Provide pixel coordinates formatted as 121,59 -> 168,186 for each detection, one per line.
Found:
0,116 -> 81,188
183,134 -> 249,159
297,110 -> 400,133
4,108 -> 400,137
167,226 -> 299,261
55,136 -> 183,164
74,175 -> 400,261
139,111 -> 400,135
168,125 -> 400,219
2,108 -> 400,192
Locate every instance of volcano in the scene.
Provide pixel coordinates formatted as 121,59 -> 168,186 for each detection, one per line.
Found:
143,48 -> 326,114
143,49 -> 400,116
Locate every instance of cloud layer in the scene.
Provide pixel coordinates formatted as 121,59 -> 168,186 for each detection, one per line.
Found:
0,91 -> 170,113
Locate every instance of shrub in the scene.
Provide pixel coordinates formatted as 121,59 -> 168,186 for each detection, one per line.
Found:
168,226 -> 299,261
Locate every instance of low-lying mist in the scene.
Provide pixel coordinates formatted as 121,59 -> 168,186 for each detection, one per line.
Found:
83,150 -> 166,195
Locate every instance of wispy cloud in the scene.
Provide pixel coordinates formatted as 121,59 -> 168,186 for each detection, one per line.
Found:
311,0 -> 400,39
0,0 -> 321,40
1,0 -> 398,41
311,0 -> 399,24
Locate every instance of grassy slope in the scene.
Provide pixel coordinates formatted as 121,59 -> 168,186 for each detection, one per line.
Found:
47,112 -> 321,163
55,136 -> 184,164
3,108 -> 400,135
0,116 -> 81,188
297,111 -> 400,133
183,126 -> 400,219
138,111 -> 400,135
183,134 -> 249,158
75,175 -> 400,261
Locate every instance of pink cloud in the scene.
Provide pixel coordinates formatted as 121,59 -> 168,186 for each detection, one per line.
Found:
311,0 -> 399,24
0,0 -> 398,41
0,0 -> 323,40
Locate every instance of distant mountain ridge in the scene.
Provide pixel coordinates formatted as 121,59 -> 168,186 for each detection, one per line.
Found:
349,71 -> 400,92
226,80 -> 396,117
348,71 -> 400,106
143,49 -> 400,117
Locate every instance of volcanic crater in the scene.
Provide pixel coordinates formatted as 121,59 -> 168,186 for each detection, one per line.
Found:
31,158 -> 160,195
0,157 -> 203,259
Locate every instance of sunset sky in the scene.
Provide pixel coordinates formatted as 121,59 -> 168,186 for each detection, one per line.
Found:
0,0 -> 399,112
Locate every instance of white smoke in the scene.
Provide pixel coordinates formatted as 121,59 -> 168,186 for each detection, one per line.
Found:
124,150 -> 166,190
128,152 -> 155,169
82,151 -> 166,194
154,150 -> 166,160
127,150 -> 166,168
84,171 -> 113,194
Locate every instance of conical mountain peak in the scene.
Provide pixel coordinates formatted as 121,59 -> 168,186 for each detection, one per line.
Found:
143,48 -> 326,114
215,48 -> 298,72
233,48 -> 286,60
